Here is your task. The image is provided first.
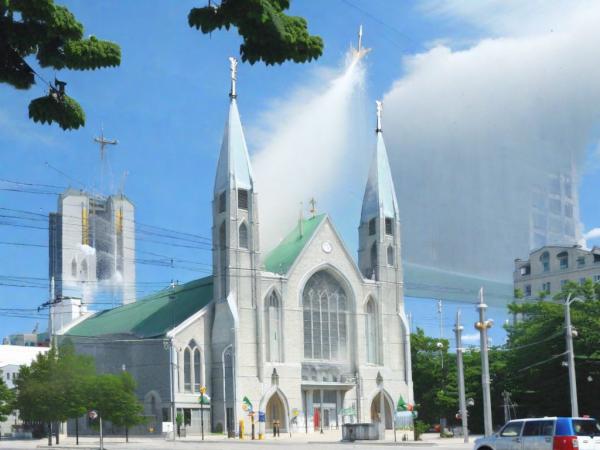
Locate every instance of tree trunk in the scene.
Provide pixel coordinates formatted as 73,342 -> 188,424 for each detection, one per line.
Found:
48,422 -> 52,446
76,417 -> 79,445
55,422 -> 59,444
125,425 -> 129,443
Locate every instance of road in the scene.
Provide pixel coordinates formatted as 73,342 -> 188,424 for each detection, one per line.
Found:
0,435 -> 474,450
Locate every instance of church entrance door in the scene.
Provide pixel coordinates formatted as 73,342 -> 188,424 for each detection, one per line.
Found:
370,392 -> 393,429
266,394 -> 286,432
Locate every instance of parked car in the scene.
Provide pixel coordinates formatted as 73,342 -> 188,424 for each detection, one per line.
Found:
474,417 -> 600,450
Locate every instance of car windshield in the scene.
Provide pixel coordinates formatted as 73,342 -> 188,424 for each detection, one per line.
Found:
572,420 -> 599,436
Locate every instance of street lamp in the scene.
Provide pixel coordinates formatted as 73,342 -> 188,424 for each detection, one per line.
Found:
475,288 -> 494,436
564,294 -> 583,417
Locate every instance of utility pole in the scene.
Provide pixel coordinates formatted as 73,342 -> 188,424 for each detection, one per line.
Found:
565,293 -> 581,417
49,277 -> 55,349
438,300 -> 444,368
168,285 -> 177,440
454,310 -> 469,443
475,287 -> 493,436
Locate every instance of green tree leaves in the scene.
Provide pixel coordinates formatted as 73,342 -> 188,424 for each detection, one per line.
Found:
1,0 -> 121,130
188,0 -> 323,65
0,377 -> 15,424
28,93 -> 85,130
412,279 -> 600,433
87,372 -> 145,430
14,344 -> 144,432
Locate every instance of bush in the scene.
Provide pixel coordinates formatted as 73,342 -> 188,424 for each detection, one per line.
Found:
414,420 -> 429,441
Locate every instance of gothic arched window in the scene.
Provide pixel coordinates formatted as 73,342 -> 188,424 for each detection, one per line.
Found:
303,271 -> 348,361
184,348 -> 192,392
365,298 -> 378,364
239,222 -> 248,249
387,245 -> 394,266
71,259 -> 77,278
265,291 -> 282,362
193,348 -> 201,392
81,259 -> 88,279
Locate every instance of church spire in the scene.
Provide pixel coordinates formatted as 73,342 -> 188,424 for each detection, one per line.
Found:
361,100 -> 398,223
214,57 -> 254,194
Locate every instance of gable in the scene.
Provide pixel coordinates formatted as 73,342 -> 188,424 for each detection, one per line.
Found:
287,216 -> 366,283
263,214 -> 326,274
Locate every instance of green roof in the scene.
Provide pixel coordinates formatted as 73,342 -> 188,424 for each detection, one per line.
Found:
263,214 -> 326,274
66,277 -> 213,339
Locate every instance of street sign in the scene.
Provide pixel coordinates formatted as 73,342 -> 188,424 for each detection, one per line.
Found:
88,410 -> 98,420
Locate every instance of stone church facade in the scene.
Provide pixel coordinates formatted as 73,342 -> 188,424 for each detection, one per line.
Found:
208,66 -> 413,435
63,60 -> 413,437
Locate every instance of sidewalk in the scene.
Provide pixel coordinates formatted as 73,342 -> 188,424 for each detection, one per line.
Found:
0,430 -> 478,449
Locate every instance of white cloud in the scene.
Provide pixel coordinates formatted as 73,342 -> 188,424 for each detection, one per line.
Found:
422,0 -> 597,37
584,228 -> 600,241
250,2 -> 600,288
381,2 -> 600,280
461,333 -> 480,343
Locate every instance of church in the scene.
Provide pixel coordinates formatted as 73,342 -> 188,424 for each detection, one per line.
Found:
63,57 -> 413,437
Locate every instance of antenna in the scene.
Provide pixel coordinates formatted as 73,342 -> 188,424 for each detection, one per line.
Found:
94,126 -> 118,161
229,56 -> 238,99
119,170 -> 129,195
354,25 -> 371,59
375,100 -> 383,133
309,197 -> 317,218
298,201 -> 304,237
358,24 -> 363,52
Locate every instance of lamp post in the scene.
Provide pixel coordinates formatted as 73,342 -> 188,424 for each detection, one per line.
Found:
199,386 -> 210,441
454,310 -> 469,443
475,288 -> 493,436
564,294 -> 583,417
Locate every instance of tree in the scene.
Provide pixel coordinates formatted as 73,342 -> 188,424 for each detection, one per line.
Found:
506,279 -> 600,419
0,377 -> 15,438
86,372 -> 144,442
410,329 -> 457,426
15,348 -> 61,446
0,0 -> 120,130
188,0 -> 323,65
14,344 -> 95,445
56,344 -> 96,444
411,328 -> 509,434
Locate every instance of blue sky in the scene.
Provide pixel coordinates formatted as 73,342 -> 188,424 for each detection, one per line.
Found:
2,0 -> 599,346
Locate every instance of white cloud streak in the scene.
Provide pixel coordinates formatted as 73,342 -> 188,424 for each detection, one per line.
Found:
251,52 -> 368,250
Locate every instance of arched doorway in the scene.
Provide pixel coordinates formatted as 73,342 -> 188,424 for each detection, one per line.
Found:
370,392 -> 393,429
265,393 -> 287,432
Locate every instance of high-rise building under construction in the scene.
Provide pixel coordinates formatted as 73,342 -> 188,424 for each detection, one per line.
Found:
48,189 -> 135,331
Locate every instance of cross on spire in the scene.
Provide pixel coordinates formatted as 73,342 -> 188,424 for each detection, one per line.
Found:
94,126 -> 118,160
309,197 -> 317,218
375,100 -> 383,133
229,56 -> 238,99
